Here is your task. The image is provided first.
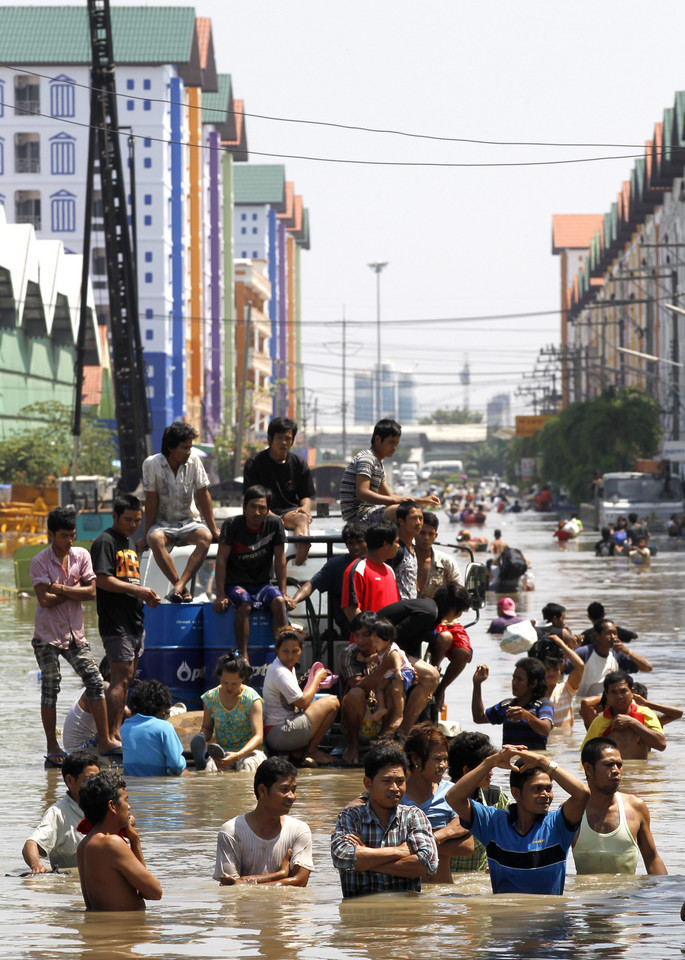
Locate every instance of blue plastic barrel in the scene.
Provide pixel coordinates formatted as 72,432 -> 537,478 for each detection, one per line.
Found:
138,603 -> 204,709
202,603 -> 275,694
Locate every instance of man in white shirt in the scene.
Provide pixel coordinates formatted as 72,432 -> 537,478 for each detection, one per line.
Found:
213,757 -> 313,886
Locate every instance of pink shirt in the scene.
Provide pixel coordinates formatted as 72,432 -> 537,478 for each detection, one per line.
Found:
30,546 -> 95,649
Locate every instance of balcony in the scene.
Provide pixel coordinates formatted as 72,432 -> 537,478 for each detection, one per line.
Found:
14,99 -> 40,116
15,157 -> 40,174
16,213 -> 41,230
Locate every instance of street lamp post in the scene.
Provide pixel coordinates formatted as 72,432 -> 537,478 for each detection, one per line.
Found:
368,261 -> 388,422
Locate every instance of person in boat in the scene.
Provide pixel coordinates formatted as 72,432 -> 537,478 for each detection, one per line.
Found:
486,596 -> 524,635
580,671 -> 666,760
30,506 -> 121,765
120,680 -> 186,777
446,731 -> 510,872
330,741 -> 438,898
401,722 -> 472,883
416,510 -> 462,599
339,419 -> 440,528
243,417 -> 315,567
139,421 -> 221,603
445,745 -> 589,895
191,652 -> 266,773
572,737 -> 667,875
22,751 -> 101,873
77,770 -> 162,911
262,628 -> 339,766
471,657 -> 554,750
212,485 -> 293,661
213,756 -> 313,886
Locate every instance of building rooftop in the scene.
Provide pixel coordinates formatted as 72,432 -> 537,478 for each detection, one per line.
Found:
551,214 -> 605,254
234,164 -> 287,209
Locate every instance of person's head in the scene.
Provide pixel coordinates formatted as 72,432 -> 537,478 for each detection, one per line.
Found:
342,521 -> 367,559
161,421 -> 198,458
365,520 -> 399,557
509,763 -> 553,816
396,501 -> 423,539
274,628 -> 304,670
541,602 -> 566,626
416,510 -> 438,552
47,508 -> 76,552
370,419 -> 402,458
497,597 -> 517,618
215,651 -> 253,693
62,751 -> 101,801
253,756 -> 298,810
242,485 -> 271,528
603,670 -> 634,714
593,618 -> 618,651
587,601 -> 605,623
128,679 -> 173,718
112,494 -> 142,537
434,582 -> 471,621
581,737 -> 622,795
370,617 -> 397,655
616,515 -> 627,529
364,742 -> 407,810
267,416 -> 298,444
78,770 -> 128,828
528,636 -> 563,686
628,513 -> 638,524
350,610 -> 378,654
636,537 -> 648,550
448,731 -> 496,784
404,722 -> 448,782
512,657 -> 547,701
600,526 -> 611,540
493,528 -> 502,540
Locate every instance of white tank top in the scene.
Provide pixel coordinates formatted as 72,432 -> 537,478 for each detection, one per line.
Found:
62,690 -> 98,751
573,792 -> 639,875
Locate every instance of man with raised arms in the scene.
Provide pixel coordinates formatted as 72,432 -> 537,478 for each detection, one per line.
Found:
77,770 -> 162,911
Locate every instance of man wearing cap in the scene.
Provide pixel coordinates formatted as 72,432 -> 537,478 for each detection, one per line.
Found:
486,598 -> 525,636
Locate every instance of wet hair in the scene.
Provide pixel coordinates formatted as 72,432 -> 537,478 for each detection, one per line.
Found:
370,617 -> 397,645
494,529 -> 502,539
243,484 -> 272,510
421,510 -> 438,530
434,582 -> 471,620
514,657 -> 547,699
47,507 -> 76,534
404,722 -> 447,771
342,521 -> 367,544
528,637 -> 562,666
79,770 -> 126,825
215,651 -> 252,683
365,520 -> 398,550
62,750 -> 100,784
267,417 -> 297,442
448,731 -> 496,782
113,494 -> 141,516
581,736 -> 619,767
371,418 -> 402,445
593,618 -> 616,638
161,421 -> 198,456
253,756 -> 297,798
510,762 -> 548,793
587,601 -> 605,622
396,500 -> 421,523
541,602 -> 565,622
350,610 -> 378,634
274,628 -> 304,651
603,670 -> 634,693
364,742 -> 407,781
128,679 -> 173,717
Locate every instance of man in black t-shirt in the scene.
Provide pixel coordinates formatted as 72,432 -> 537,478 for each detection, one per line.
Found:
90,494 -> 161,740
243,417 -> 315,566
213,485 -> 294,660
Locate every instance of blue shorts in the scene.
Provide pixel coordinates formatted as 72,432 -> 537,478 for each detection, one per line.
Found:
227,584 -> 283,610
400,667 -> 415,691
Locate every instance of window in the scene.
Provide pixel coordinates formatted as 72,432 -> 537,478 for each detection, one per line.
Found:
252,250 -> 258,258
252,227 -> 258,234
145,251 -> 152,262
145,272 -> 152,283
144,101 -> 151,111
145,309 -> 153,319
50,133 -> 75,175
14,75 -> 39,116
144,79 -> 151,91
144,138 -> 151,148
144,215 -> 152,226
241,227 -> 246,235
252,213 -> 258,220
15,190 -> 41,229
127,79 -> 134,90
127,100 -> 134,111
14,133 -> 40,173
241,250 -> 246,257
144,157 -> 152,168
146,329 -> 153,340
144,194 -> 152,205
49,75 -> 75,118
50,190 -> 76,232
241,213 -> 247,221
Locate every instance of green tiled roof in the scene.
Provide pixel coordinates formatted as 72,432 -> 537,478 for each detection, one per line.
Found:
233,165 -> 286,206
202,73 -> 231,124
0,6 -> 196,64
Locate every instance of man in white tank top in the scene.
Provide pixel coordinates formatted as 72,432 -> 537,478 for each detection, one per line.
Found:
572,737 -> 666,875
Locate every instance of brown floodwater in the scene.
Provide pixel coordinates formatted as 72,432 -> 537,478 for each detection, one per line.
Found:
2,510 -> 685,959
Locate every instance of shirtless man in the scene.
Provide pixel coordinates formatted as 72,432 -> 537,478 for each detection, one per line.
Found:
77,770 -> 162,911
573,737 -> 666,875
580,671 -> 666,760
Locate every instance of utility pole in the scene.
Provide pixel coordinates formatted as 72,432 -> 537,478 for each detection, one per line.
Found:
341,305 -> 347,461
368,261 -> 388,422
672,268 -> 680,440
233,303 -> 252,480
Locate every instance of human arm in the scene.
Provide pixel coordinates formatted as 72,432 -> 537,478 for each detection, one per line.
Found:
445,747 -> 522,822
112,829 -> 163,900
609,711 -> 666,751
36,577 -> 96,605
355,473 -> 403,508
471,664 -> 490,724
216,698 -> 264,769
614,641 -> 652,673
195,486 -> 221,540
331,807 -> 437,879
94,574 -> 160,607
162,724 -> 187,775
505,702 -> 554,737
631,797 -> 668,875
212,542 -> 230,612
33,582 -> 67,608
290,666 -> 329,710
550,634 -> 585,691
518,750 -> 590,826
21,839 -> 48,874
632,692 -> 683,725
137,490 -> 159,550
220,849 -> 310,887
198,705 -> 215,743
290,580 -> 314,607
273,544 -> 292,604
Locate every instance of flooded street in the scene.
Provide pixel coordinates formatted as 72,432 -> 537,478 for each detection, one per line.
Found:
2,509 -> 685,959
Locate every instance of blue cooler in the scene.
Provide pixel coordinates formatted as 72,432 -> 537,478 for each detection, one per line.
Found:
202,603 -> 275,694
138,603 -> 204,709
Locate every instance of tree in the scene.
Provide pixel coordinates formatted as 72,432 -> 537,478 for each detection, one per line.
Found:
0,402 -> 117,485
419,406 -> 483,425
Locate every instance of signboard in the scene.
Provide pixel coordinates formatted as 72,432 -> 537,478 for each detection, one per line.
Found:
515,415 -> 552,437
662,440 -> 685,463
520,458 -> 535,482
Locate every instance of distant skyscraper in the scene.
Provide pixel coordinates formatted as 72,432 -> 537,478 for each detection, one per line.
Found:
354,370 -> 374,424
354,364 -> 416,425
487,393 -> 511,429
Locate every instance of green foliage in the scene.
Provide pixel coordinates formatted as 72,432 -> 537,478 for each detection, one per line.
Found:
464,435 -> 508,476
419,405 -> 483,425
516,389 -> 662,504
0,402 -> 117,485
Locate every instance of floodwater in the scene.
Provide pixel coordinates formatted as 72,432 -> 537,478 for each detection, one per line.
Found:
2,510 -> 685,959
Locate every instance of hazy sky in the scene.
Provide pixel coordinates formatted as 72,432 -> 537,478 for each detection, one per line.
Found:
12,1 -> 685,426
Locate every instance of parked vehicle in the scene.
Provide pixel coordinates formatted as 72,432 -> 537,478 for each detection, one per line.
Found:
598,471 -> 684,526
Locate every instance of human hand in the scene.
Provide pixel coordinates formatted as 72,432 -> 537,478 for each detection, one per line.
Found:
217,753 -> 239,770
505,705 -> 526,723
213,598 -> 229,614
140,587 -> 161,607
284,596 -> 297,610
279,849 -> 292,875
473,664 -> 489,684
344,833 -> 365,848
30,863 -> 48,875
